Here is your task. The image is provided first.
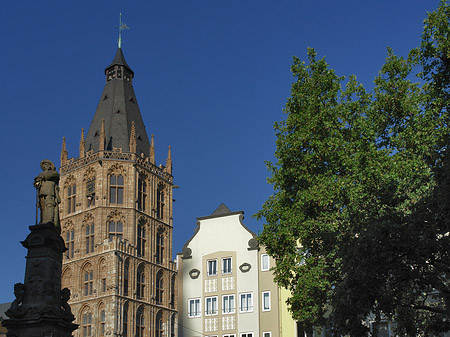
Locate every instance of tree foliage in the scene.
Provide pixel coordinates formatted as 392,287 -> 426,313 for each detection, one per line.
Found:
257,1 -> 450,335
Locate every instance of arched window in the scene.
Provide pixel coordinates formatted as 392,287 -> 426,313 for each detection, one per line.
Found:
108,221 -> 123,240
81,310 -> 92,337
123,259 -> 129,297
99,306 -> 106,335
83,266 -> 93,296
156,231 -> 164,264
170,314 -> 176,337
136,306 -> 145,337
62,268 -> 72,290
136,264 -> 145,299
86,177 -> 95,207
156,271 -> 163,304
170,274 -> 176,309
155,310 -> 163,337
85,223 -> 94,254
137,177 -> 147,211
123,302 -> 129,337
99,259 -> 107,293
65,229 -> 75,258
156,186 -> 164,220
109,174 -> 124,204
137,221 -> 146,257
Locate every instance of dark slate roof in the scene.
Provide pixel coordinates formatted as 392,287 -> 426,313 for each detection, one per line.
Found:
105,48 -> 134,76
211,203 -> 232,216
84,48 -> 150,156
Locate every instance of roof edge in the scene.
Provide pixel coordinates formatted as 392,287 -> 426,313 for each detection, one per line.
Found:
196,210 -> 244,222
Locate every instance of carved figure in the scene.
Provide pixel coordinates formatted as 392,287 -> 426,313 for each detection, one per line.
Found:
6,283 -> 25,318
34,160 -> 61,227
60,288 -> 75,321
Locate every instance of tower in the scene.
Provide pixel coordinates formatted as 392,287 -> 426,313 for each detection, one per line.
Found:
59,47 -> 177,337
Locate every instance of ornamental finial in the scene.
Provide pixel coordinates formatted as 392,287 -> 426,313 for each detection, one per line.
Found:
116,13 -> 130,49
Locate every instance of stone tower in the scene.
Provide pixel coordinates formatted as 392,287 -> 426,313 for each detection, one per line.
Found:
59,47 -> 177,337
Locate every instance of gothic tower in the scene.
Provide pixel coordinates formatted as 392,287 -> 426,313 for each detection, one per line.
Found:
59,47 -> 177,337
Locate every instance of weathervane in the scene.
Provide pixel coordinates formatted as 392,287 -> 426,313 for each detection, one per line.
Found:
116,13 -> 129,49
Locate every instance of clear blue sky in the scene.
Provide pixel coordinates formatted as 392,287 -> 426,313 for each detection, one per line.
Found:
0,0 -> 440,302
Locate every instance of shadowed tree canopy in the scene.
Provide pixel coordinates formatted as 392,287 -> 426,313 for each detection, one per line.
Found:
257,1 -> 450,335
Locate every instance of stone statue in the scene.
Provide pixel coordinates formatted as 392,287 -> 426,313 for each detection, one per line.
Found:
6,283 -> 25,318
34,160 -> 61,227
60,288 -> 75,322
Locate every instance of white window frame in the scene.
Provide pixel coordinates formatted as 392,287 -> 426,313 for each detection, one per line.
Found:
222,257 -> 232,274
188,298 -> 201,318
261,254 -> 269,271
205,296 -> 218,316
239,292 -> 253,313
262,291 -> 271,312
207,259 -> 217,276
263,332 -> 272,337
222,294 -> 235,314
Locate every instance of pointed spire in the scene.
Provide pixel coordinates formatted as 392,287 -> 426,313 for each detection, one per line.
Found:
165,145 -> 172,175
79,128 -> 85,158
149,134 -> 155,164
99,119 -> 105,151
129,121 -> 137,153
61,137 -> 68,167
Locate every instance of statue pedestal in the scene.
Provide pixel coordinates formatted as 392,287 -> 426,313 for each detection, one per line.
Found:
3,223 -> 77,336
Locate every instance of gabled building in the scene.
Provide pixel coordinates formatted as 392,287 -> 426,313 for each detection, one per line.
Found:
177,204 -> 297,337
59,46 -> 177,337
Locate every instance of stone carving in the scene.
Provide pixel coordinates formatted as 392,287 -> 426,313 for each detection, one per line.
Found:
189,268 -> 200,279
248,237 -> 259,249
239,262 -> 252,273
6,283 -> 25,318
60,288 -> 75,321
34,160 -> 61,227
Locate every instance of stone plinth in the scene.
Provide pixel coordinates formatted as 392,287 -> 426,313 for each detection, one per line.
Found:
3,223 -> 77,336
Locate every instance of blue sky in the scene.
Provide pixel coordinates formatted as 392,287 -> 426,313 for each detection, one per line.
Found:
0,0 -> 440,302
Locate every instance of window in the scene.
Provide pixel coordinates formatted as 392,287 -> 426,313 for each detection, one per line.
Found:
156,231 -> 164,264
136,265 -> 145,299
261,254 -> 269,271
155,311 -> 163,337
156,271 -> 164,304
222,257 -> 232,274
136,307 -> 145,337
205,296 -> 218,316
137,222 -> 146,257
222,294 -> 235,314
68,184 -> 76,214
108,221 -> 123,240
123,303 -> 129,337
170,314 -> 176,337
241,334 -> 253,337
85,224 -> 94,254
82,312 -> 92,337
262,291 -> 271,311
65,230 -> 74,258
137,178 -> 147,211
86,178 -> 95,207
102,278 -> 106,292
100,309 -> 106,335
207,259 -> 217,276
84,270 -> 93,296
109,175 -> 124,204
263,332 -> 272,337
157,186 -> 164,220
170,275 -> 176,309
240,293 -> 253,312
124,259 -> 129,296
188,298 -> 201,317
224,335 -> 236,337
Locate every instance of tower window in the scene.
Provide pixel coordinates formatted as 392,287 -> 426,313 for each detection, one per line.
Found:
67,184 -> 76,214
100,309 -> 106,335
136,307 -> 145,337
156,231 -> 164,264
84,270 -> 93,296
82,312 -> 92,337
65,229 -> 74,258
156,271 -> 164,304
137,222 -> 146,257
124,259 -> 129,296
85,224 -> 94,254
136,264 -> 145,299
156,187 -> 164,220
86,178 -> 95,207
108,221 -> 123,240
137,178 -> 147,211
109,175 -> 124,204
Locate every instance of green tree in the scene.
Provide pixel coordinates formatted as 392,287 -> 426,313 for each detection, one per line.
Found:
257,1 -> 450,335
